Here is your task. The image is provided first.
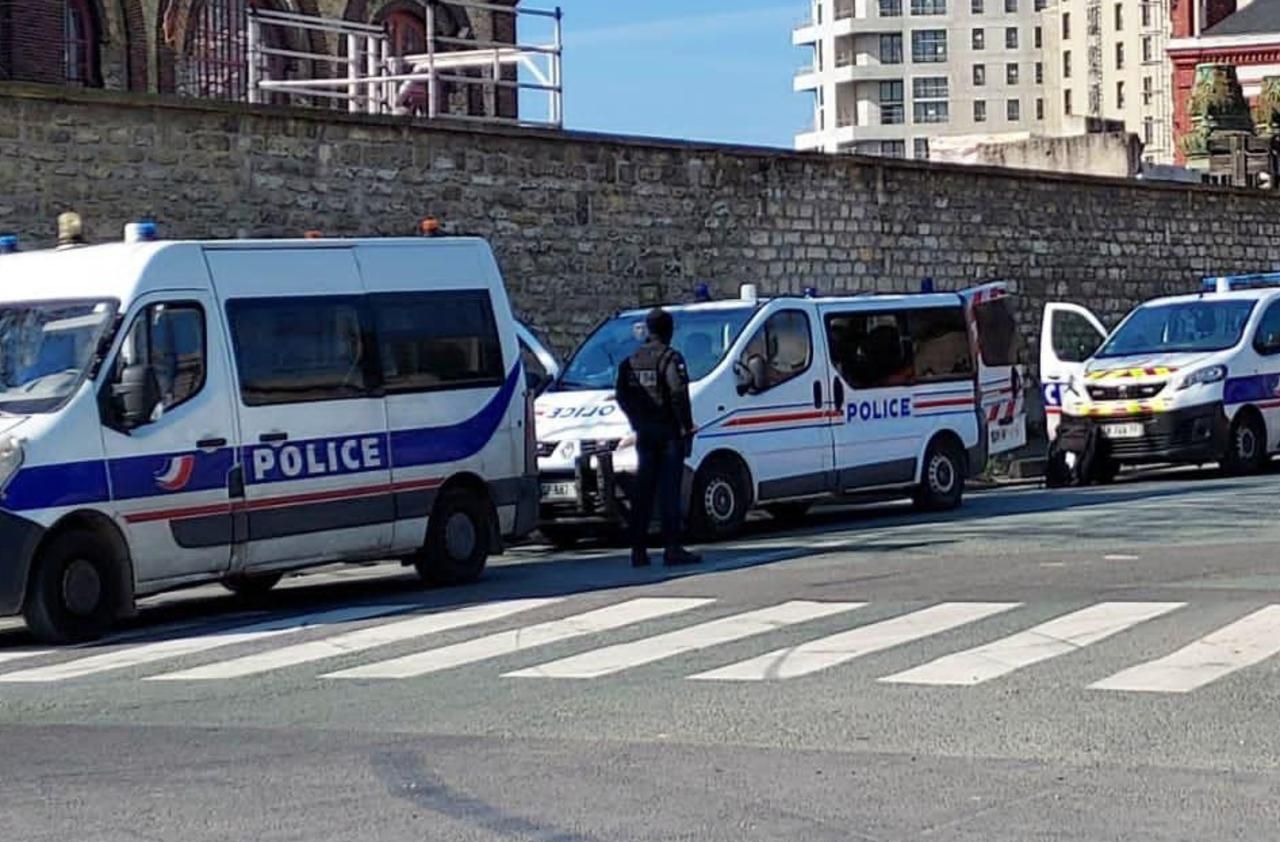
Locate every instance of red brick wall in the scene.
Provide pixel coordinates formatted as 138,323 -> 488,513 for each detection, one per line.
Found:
7,0 -> 69,85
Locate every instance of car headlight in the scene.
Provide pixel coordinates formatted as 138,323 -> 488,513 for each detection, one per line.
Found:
0,436 -> 24,493
1178,365 -> 1227,390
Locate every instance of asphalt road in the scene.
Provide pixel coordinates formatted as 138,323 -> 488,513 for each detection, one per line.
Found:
3,467 -> 1280,841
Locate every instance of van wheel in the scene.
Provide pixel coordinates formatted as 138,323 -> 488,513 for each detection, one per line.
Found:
1091,457 -> 1120,485
539,525 -> 585,550
765,502 -> 812,525
417,487 -> 491,586
23,530 -> 118,644
913,438 -> 965,512
690,458 -> 750,541
1224,412 -> 1267,475
222,572 -> 284,599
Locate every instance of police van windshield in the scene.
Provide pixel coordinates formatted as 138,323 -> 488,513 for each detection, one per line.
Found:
1096,299 -> 1256,358
0,300 -> 117,414
558,307 -> 754,392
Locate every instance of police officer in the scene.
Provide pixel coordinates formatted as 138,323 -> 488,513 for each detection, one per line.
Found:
615,308 -> 701,568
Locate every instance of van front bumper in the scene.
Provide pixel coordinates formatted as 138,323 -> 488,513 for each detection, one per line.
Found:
0,511 -> 44,615
539,452 -> 631,527
1057,403 -> 1228,464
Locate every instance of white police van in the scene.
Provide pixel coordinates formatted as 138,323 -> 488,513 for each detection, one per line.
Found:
1042,272 -> 1280,476
535,282 -> 1027,545
0,225 -> 538,642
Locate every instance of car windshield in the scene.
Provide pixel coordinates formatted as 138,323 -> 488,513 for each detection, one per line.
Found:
1095,299 -> 1256,358
0,300 -> 117,414
557,307 -> 754,391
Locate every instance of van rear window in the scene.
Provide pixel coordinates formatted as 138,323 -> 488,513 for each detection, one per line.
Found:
974,298 -> 1024,367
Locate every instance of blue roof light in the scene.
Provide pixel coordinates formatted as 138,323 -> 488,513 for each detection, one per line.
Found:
124,220 -> 158,243
920,277 -> 935,294
803,286 -> 819,298
1201,271 -> 1280,292
693,282 -> 712,302
0,235 -> 17,254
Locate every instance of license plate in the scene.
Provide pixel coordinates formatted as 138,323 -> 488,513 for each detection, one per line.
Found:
541,481 -> 577,502
1102,423 -> 1144,440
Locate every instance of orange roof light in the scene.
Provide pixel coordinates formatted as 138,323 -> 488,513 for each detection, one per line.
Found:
303,230 -> 323,240
419,217 -> 441,236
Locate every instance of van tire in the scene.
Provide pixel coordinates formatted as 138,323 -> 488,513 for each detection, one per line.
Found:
417,487 -> 491,586
23,529 -> 119,644
222,572 -> 284,599
1224,412 -> 1267,475
765,502 -> 813,525
913,438 -> 965,512
689,457 -> 750,541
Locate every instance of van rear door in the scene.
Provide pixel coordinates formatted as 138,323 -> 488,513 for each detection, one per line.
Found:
1040,302 -> 1107,440
961,283 -> 1027,457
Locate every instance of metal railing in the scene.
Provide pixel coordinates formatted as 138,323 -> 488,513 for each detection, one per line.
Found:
247,1 -> 564,128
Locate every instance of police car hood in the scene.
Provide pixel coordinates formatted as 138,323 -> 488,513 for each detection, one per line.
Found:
534,389 -> 633,442
0,414 -> 31,438
1084,352 -> 1215,379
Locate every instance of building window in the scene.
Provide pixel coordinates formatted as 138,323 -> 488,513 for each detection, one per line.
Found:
880,0 -> 904,17
914,138 -> 930,159
1035,61 -> 1043,84
1116,80 -> 1125,109
913,77 -> 949,122
1141,2 -> 1152,27
386,10 -> 428,56
1143,117 -> 1154,144
975,99 -> 987,121
1006,62 -> 1019,84
64,0 -> 101,87
1063,50 -> 1072,78
1062,12 -> 1071,38
913,76 -> 949,99
177,0 -> 287,102
1007,98 -> 1021,121
1034,26 -> 1042,48
1035,97 -> 1044,119
1035,0 -> 1046,9
912,29 -> 948,62
913,102 -> 950,123
1114,3 -> 1123,30
972,0 -> 984,12
1143,75 -> 1153,105
1005,0 -> 1017,12
911,0 -> 947,14
974,63 -> 987,85
882,140 -> 907,157
880,80 -> 905,124
881,33 -> 904,63
1006,27 -> 1018,48
1064,88 -> 1073,114
1142,35 -> 1153,62
1115,42 -> 1125,68
972,28 -> 985,49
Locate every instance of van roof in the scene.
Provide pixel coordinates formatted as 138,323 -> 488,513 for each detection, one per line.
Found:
1139,287 -> 1280,308
622,291 -> 968,318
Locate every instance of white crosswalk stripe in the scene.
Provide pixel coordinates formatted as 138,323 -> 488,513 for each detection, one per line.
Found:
147,598 -> 560,681
325,597 -> 714,680
505,600 -> 864,680
1091,605 -> 1280,694
0,603 -> 416,683
880,601 -> 1186,686
0,650 -> 51,666
689,602 -> 1019,682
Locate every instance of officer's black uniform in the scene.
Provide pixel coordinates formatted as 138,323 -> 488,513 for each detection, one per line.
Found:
615,309 -> 701,568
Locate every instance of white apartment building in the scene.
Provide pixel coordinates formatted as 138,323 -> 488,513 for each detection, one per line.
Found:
794,0 -> 1053,158
1041,0 -> 1175,163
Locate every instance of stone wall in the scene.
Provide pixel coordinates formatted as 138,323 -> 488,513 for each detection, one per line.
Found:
3,82 -> 1280,365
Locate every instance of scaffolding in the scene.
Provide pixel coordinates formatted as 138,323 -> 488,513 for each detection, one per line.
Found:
246,1 -> 563,128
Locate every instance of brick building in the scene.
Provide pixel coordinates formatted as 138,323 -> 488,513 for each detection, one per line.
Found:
0,0 -> 519,117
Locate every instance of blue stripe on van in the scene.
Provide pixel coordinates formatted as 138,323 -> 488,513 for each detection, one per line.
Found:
1,364 -> 522,514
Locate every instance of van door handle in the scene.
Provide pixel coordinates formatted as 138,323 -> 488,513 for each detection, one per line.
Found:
812,381 -> 823,409
832,378 -> 845,410
196,437 -> 227,450
259,432 -> 289,443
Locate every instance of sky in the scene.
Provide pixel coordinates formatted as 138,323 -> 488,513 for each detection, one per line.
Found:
523,1 -> 809,148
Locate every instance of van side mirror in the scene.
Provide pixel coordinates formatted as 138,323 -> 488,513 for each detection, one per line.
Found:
526,369 -> 552,397
111,363 -> 160,431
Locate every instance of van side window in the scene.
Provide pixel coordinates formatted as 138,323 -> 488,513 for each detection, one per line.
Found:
227,297 -> 374,406
739,310 -> 812,390
1254,301 -> 1280,355
908,307 -> 974,382
109,302 -> 206,426
826,311 -> 912,389
973,298 -> 1025,366
370,291 -> 504,393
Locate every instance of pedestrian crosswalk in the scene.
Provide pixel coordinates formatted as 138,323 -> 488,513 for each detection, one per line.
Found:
2,595 -> 1280,695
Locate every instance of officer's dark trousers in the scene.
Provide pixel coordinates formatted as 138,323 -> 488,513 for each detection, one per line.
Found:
630,436 -> 684,552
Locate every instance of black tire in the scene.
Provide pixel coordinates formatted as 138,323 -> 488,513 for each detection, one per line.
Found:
416,487 -> 492,586
913,438 -> 965,512
23,529 -> 119,644
689,457 -> 751,541
221,572 -> 284,599
1223,412 -> 1268,475
538,524 -> 585,550
1091,456 -> 1120,485
765,502 -> 813,525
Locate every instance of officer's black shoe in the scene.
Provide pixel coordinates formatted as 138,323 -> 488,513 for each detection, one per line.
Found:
631,549 -> 651,568
663,548 -> 701,566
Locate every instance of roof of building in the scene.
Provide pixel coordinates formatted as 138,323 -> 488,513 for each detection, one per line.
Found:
1205,0 -> 1280,36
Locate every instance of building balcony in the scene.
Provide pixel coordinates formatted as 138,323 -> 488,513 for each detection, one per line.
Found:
795,120 -> 909,152
794,65 -> 822,91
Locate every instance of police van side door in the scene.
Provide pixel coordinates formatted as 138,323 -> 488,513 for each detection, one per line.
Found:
206,247 -> 394,569
1040,302 -> 1107,440
962,284 -> 1029,456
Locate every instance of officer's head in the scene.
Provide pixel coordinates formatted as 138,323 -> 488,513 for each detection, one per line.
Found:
645,308 -> 674,344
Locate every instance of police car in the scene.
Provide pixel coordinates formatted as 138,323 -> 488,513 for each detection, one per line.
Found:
0,221 -> 538,643
534,281 -> 1028,546
1042,272 -> 1280,476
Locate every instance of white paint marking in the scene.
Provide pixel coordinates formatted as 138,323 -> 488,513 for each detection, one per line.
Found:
0,603 -> 416,683
880,602 -> 1185,686
689,602 -> 1017,681
506,600 -> 863,680
147,599 -> 559,681
1091,605 -> 1280,694
0,649 -> 51,666
326,597 -> 713,680
1104,554 -> 1140,562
